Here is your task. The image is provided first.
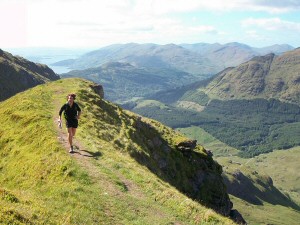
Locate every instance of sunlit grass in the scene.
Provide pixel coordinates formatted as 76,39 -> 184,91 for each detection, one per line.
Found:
0,78 -> 235,224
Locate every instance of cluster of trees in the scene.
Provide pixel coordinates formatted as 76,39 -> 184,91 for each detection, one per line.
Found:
133,98 -> 300,157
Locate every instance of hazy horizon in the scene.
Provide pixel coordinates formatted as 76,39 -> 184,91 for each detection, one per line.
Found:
1,0 -> 300,49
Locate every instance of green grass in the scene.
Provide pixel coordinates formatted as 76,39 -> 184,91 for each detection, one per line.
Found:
178,126 -> 300,224
242,147 -> 300,206
215,149 -> 300,225
0,78 -> 235,224
229,195 -> 300,225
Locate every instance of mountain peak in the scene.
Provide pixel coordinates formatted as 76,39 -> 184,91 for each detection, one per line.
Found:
203,48 -> 300,103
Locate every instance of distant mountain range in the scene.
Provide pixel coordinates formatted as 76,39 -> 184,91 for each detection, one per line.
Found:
150,47 -> 300,106
128,47 -> 300,157
56,42 -> 294,104
53,42 -> 294,76
0,49 -> 59,101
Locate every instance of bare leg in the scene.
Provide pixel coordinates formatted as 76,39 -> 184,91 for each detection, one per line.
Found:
72,128 -> 77,137
67,128 -> 73,149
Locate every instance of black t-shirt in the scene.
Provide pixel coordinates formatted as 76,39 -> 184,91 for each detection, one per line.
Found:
59,102 -> 81,120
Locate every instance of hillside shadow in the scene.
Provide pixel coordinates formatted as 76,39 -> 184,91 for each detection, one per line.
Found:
75,150 -> 102,159
125,117 -> 232,216
223,171 -> 300,211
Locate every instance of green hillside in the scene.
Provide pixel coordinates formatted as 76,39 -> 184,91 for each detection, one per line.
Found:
131,48 -> 300,157
217,149 -> 300,225
0,78 -> 237,224
204,48 -> 300,105
0,49 -> 59,101
150,48 -> 300,106
132,98 -> 300,157
177,127 -> 300,225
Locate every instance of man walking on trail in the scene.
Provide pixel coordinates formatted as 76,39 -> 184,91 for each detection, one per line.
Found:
58,93 -> 82,153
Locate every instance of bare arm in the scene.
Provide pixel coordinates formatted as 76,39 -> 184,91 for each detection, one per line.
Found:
77,111 -> 81,119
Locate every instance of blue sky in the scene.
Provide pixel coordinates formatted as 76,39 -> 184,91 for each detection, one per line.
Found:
1,0 -> 300,48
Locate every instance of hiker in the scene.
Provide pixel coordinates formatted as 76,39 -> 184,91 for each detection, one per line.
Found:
58,93 -> 82,153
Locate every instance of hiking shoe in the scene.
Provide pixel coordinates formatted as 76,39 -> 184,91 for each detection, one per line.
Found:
69,146 -> 74,153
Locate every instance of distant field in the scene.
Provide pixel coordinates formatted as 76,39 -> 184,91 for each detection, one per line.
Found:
230,195 -> 300,225
244,147 -> 300,205
216,147 -> 300,225
217,147 -> 300,205
177,126 -> 240,157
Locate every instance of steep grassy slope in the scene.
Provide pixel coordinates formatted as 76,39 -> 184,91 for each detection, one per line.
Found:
217,152 -> 300,225
0,78 -> 236,224
0,49 -> 59,101
175,127 -> 300,224
240,147 -> 300,206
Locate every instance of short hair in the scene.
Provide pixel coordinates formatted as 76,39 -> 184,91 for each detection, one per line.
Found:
67,93 -> 76,100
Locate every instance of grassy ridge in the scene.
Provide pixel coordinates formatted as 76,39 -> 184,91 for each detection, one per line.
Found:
0,78 -> 235,224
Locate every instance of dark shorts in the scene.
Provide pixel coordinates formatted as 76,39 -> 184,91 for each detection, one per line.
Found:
66,119 -> 78,128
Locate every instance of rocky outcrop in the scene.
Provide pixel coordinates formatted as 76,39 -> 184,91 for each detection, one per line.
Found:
176,139 -> 197,152
90,83 -> 104,99
0,49 -> 60,101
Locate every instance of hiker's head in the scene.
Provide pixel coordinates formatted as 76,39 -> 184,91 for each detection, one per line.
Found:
67,93 -> 76,102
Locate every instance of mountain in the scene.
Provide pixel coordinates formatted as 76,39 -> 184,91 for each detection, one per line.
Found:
181,42 -> 294,57
181,42 -> 257,69
220,151 -> 300,225
60,61 -> 199,103
54,42 -> 294,78
53,43 -> 217,75
253,44 -> 295,55
204,48 -> 300,105
0,49 -> 59,101
126,48 -> 300,157
0,78 -> 243,224
54,43 -> 295,104
147,47 -> 300,106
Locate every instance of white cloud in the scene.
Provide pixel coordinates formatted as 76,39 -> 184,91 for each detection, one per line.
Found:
242,17 -> 300,31
1,0 -> 300,48
133,0 -> 300,14
21,0 -> 222,47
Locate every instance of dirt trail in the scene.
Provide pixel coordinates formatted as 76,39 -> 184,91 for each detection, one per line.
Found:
52,96 -> 145,199
53,95 -> 110,178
